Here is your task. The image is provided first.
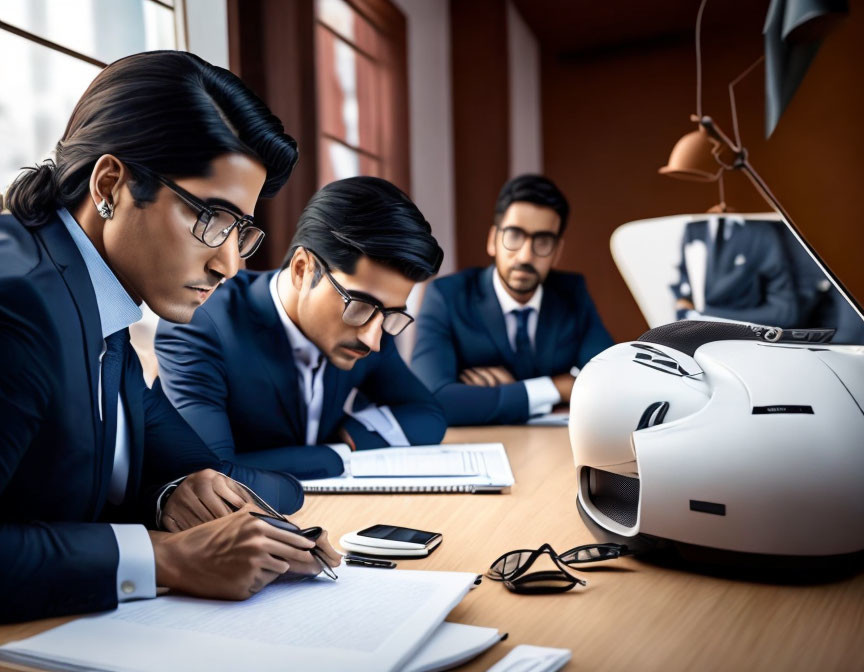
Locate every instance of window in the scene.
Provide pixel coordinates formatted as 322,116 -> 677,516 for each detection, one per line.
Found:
0,0 -> 187,194
314,0 -> 408,189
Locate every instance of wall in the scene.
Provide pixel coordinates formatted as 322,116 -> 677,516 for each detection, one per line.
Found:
507,1 -> 542,177
393,0 -> 456,274
542,10 -> 864,341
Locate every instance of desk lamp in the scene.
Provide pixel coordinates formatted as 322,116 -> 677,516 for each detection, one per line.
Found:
659,0 -> 864,323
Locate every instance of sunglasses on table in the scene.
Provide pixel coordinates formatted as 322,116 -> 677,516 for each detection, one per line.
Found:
306,249 -> 415,336
498,225 -> 560,257
486,542 -> 630,594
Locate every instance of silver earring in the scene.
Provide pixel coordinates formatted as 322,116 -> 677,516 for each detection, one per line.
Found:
96,198 -> 114,220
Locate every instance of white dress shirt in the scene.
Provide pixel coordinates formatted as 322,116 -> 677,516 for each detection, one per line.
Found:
491,270 -> 561,416
58,208 -> 155,603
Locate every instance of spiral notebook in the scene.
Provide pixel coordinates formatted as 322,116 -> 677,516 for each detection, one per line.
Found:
302,443 -> 515,493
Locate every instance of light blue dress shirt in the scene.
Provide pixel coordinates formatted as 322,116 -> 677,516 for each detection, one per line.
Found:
58,208 -> 156,603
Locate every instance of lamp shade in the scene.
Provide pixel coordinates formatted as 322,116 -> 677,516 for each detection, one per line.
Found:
659,125 -> 723,182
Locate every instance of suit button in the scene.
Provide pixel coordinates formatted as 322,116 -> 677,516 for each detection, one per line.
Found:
121,580 -> 136,595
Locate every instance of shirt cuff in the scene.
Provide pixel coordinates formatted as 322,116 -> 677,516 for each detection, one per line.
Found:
523,376 -> 562,416
110,524 -> 157,602
327,443 -> 352,476
155,475 -> 188,530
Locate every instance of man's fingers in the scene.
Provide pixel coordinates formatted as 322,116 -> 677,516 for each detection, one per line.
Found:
256,521 -> 316,549
224,478 -> 255,504
199,487 -> 233,520
261,538 -> 315,565
163,514 -> 180,533
182,493 -> 217,525
315,532 -> 342,566
260,555 -> 291,575
461,369 -> 486,386
472,368 -> 497,386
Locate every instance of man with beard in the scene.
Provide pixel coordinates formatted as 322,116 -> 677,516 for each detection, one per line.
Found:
411,174 -> 613,426
155,177 -> 447,480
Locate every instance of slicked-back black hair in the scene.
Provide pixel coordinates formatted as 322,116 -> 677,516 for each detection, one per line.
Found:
494,174 -> 570,234
284,176 -> 443,283
4,50 -> 298,226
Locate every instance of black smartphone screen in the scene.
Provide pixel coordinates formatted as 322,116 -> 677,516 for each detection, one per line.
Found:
358,524 -> 439,545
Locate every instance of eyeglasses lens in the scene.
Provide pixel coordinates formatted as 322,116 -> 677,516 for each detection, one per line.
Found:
532,233 -> 557,256
501,228 -> 526,251
342,299 -> 378,327
382,312 -> 413,336
201,210 -> 234,246
558,543 -> 626,565
238,226 -> 265,259
488,550 -> 542,580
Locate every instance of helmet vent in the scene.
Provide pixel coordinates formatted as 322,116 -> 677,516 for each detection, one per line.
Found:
587,468 -> 640,528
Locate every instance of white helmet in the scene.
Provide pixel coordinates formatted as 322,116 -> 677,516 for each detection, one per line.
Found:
569,321 -> 864,564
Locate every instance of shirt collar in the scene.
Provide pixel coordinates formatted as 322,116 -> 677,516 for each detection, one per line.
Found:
57,208 -> 142,339
492,267 -> 543,316
269,270 -> 322,367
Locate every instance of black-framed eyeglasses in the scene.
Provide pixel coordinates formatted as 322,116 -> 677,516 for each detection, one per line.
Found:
151,172 -> 265,260
307,249 -> 415,336
486,542 -> 629,594
498,225 -> 560,257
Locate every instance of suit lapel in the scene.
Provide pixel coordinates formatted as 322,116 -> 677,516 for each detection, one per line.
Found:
247,271 -> 307,442
477,266 -> 516,366
35,215 -> 107,517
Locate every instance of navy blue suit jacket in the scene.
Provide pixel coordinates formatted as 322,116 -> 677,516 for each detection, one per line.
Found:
411,266 -> 613,425
154,270 -> 446,480
0,213 -> 304,624
671,219 -> 798,327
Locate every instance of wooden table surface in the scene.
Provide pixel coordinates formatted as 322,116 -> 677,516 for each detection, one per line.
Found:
2,426 -> 863,671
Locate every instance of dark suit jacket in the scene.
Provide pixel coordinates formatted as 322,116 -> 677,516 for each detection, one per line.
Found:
411,266 -> 614,425
154,270 -> 447,480
0,213 -> 304,624
671,219 -> 798,327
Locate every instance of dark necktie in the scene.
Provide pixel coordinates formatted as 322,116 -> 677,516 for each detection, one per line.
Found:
511,308 -> 536,380
714,217 -> 727,260
102,329 -> 129,463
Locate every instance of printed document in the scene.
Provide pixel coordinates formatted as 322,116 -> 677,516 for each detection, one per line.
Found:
0,566 -> 477,672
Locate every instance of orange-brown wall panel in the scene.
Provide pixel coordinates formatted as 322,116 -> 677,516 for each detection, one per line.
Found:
542,12 -> 864,341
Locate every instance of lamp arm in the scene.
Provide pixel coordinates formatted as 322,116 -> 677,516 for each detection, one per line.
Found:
696,115 -> 864,324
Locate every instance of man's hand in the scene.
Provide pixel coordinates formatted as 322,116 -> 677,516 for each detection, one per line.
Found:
150,506 -> 342,600
162,469 -> 255,532
676,298 -> 695,311
459,366 -> 515,387
551,372 -> 576,403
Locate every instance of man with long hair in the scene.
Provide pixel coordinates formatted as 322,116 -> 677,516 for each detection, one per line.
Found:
0,51 -> 339,624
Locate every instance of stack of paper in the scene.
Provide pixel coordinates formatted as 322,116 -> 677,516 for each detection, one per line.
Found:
302,443 -> 515,493
0,566 -> 498,672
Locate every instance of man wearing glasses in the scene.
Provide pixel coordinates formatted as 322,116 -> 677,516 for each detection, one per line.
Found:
0,52 -> 340,625
411,174 -> 613,426
155,176 -> 447,480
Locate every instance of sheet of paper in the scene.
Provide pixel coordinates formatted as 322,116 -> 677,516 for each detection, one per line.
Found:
302,443 -> 515,492
486,644 -> 572,672
351,447 -> 487,478
405,622 -> 503,672
488,644 -> 573,672
0,566 -> 477,672
527,411 -> 570,427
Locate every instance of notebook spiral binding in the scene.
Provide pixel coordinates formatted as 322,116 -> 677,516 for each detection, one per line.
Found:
303,484 -> 484,493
